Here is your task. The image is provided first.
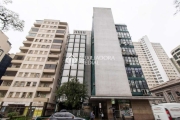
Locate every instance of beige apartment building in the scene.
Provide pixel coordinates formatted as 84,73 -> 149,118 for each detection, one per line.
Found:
133,36 -> 180,88
0,31 -> 11,61
0,19 -> 69,117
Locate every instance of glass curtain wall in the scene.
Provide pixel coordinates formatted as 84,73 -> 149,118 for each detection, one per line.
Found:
115,25 -> 150,96
61,34 -> 86,84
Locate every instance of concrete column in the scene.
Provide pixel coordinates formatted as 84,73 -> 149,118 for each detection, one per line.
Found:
106,100 -> 113,120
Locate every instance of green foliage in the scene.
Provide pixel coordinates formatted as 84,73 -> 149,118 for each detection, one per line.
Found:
174,0 -> 180,15
7,112 -> 18,119
56,77 -> 89,109
0,0 -> 24,31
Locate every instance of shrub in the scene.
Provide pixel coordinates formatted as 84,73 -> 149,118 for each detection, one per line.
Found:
7,112 -> 19,119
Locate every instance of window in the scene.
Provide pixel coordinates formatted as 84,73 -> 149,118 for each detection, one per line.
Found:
167,92 -> 175,101
28,64 -> 32,69
53,39 -> 63,43
51,45 -> 61,49
44,64 -> 56,69
33,65 -> 38,69
34,50 -> 38,54
8,92 -> 13,98
56,30 -> 65,34
15,92 -> 20,98
22,64 -> 27,69
32,82 -> 37,87
35,73 -> 40,78
26,82 -> 31,87
13,81 -> 19,87
21,92 -> 26,98
31,28 -> 39,32
39,65 -> 43,69
28,50 -> 33,54
17,72 -> 23,77
19,82 -> 25,87
24,72 -> 29,77
176,91 -> 180,96
30,73 -> 35,77
27,92 -> 33,98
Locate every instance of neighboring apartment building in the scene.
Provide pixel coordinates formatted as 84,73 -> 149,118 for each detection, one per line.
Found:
133,36 -> 180,88
0,19 -> 69,117
89,8 -> 161,120
150,79 -> 180,104
171,45 -> 180,73
0,31 -> 12,84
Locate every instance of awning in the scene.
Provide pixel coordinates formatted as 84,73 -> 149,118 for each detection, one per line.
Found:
90,96 -> 163,100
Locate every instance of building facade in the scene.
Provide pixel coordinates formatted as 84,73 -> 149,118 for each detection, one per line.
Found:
150,79 -> 180,104
89,8 -> 161,120
0,31 -> 11,61
0,19 -> 69,117
133,36 -> 180,88
0,31 -> 12,84
171,45 -> 180,73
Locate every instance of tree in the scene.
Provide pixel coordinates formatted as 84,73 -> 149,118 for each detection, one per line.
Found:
56,77 -> 89,109
0,0 -> 24,31
174,0 -> 180,15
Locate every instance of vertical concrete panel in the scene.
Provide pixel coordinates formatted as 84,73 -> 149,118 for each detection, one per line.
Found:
131,100 -> 154,120
106,100 -> 113,120
93,7 -> 131,96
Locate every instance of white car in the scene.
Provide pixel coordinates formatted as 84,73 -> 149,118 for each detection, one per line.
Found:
152,103 -> 180,120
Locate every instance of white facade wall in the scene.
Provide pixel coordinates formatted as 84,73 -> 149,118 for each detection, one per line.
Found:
93,8 -> 131,96
134,36 -> 180,88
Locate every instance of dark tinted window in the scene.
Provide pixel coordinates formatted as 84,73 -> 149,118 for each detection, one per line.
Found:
31,28 -> 39,32
53,40 -> 63,43
51,45 -> 61,49
56,30 -> 65,34
44,64 -> 56,69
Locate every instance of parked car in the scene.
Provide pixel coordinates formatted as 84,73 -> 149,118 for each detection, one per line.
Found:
48,112 -> 85,120
151,103 -> 180,120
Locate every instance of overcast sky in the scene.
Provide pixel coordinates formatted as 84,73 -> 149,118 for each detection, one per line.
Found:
2,0 -> 180,57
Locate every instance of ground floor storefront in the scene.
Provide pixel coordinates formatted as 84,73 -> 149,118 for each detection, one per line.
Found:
0,101 -> 55,118
88,96 -> 162,120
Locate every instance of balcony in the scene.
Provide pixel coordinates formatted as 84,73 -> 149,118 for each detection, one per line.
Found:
11,60 -> 23,64
50,48 -> 61,52
34,20 -> 42,27
40,78 -> 54,82
19,46 -> 29,51
48,54 -> 59,59
6,67 -> 19,71
43,69 -> 56,74
55,35 -> 64,39
0,86 -> 9,91
46,61 -> 58,65
1,76 -> 14,81
16,52 -> 27,56
33,98 -> 49,102
37,87 -> 51,92
26,33 -> 36,40
58,25 -> 66,30
23,41 -> 32,45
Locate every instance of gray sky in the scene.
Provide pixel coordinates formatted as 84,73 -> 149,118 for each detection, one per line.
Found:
2,0 -> 180,57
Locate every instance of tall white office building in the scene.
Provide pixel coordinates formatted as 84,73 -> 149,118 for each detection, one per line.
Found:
133,36 -> 180,88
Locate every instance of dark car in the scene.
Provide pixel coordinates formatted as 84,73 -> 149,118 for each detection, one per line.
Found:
49,112 -> 85,120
